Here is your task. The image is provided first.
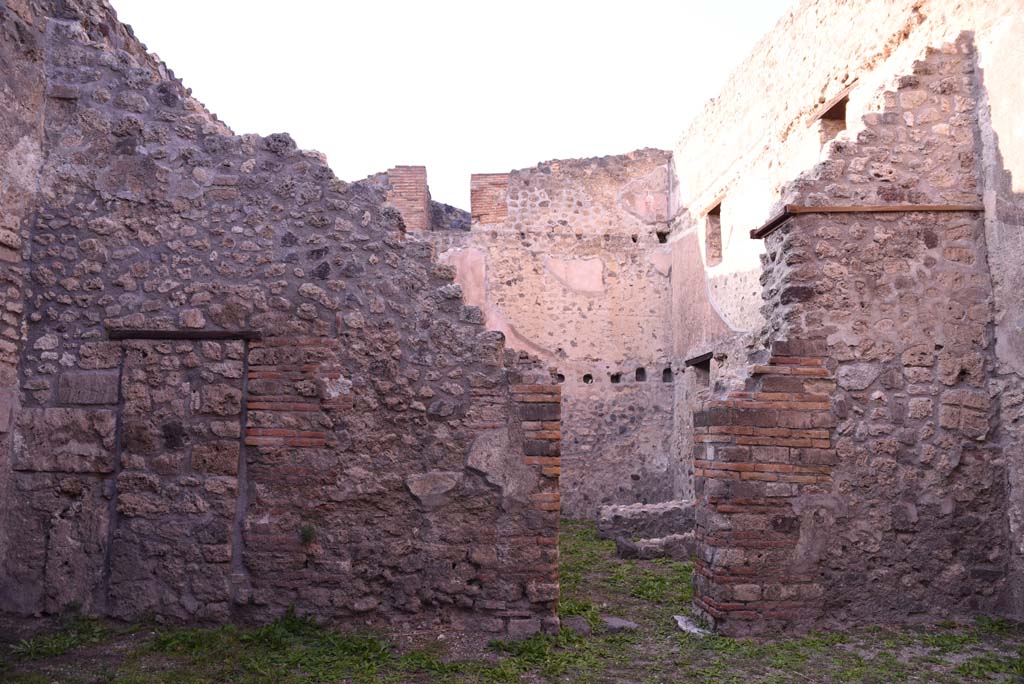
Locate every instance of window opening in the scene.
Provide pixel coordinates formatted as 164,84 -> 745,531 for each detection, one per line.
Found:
706,203 -> 722,267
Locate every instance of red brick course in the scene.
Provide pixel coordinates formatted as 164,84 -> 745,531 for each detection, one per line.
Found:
386,166 -> 431,231
692,340 -> 835,635
470,174 -> 509,225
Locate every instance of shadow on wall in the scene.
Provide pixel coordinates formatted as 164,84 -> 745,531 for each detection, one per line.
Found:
975,35 -> 1024,619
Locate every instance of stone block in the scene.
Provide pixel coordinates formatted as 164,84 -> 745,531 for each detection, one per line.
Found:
405,471 -> 461,509
526,581 -> 559,603
732,584 -> 763,602
597,499 -> 696,540
57,371 -> 119,405
192,441 -> 240,475
600,616 -> 639,632
78,342 -> 122,370
517,403 -> 560,421
14,408 -> 116,473
836,363 -> 879,390
506,618 -> 541,640
200,384 -> 242,416
466,428 -> 537,502
614,533 -> 696,560
2,473 -> 111,615
0,388 -> 16,432
523,439 -> 558,456
562,615 -> 591,636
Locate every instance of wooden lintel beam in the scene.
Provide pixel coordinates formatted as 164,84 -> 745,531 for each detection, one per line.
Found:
806,80 -> 858,127
684,351 -> 714,367
750,203 -> 985,240
786,203 -> 985,215
107,328 -> 263,341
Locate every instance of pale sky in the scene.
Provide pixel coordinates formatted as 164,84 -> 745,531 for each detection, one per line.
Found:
112,0 -> 793,209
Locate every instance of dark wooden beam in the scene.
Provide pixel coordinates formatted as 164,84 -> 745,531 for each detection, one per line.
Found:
684,351 -> 713,367
107,328 -> 263,341
750,209 -> 792,240
806,80 -> 858,127
751,203 -> 985,240
787,203 -> 985,215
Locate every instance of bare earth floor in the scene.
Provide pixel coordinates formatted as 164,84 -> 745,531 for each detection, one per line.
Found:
2,520 -> 1023,684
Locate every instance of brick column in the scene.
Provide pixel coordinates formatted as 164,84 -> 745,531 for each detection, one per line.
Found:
505,381 -> 561,637
470,173 -> 509,225
244,336 -> 346,449
386,166 -> 431,231
692,339 -> 836,635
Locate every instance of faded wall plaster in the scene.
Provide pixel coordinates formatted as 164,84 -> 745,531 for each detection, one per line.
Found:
426,150 -> 680,517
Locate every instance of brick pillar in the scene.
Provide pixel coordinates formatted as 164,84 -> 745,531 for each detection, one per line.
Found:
507,380 -> 561,637
386,166 -> 431,231
692,339 -> 836,635
470,173 -> 509,225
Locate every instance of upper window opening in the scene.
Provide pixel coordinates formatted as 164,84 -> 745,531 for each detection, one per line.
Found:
662,368 -> 673,383
820,95 -> 847,121
635,367 -> 647,382
610,373 -> 622,384
818,95 -> 849,144
582,373 -> 594,384
705,202 -> 722,267
809,81 -> 856,145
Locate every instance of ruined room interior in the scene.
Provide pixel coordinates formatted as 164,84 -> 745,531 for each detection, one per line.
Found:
2,0 -> 1024,680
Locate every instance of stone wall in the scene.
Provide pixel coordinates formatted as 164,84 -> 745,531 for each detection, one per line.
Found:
0,0 -> 559,637
0,0 -> 47,611
665,0 -> 1024,423
662,0 -> 1024,630
670,0 -> 1023,347
3,0 -> 1023,642
425,151 -> 681,517
692,36 -> 1015,634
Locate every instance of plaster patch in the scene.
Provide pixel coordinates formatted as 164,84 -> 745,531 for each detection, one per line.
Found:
544,256 -> 604,293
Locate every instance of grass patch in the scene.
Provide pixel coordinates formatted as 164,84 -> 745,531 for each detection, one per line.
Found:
4,519 -> 1024,683
559,597 -> 602,630
558,518 -> 617,596
607,558 -> 693,607
920,630 -> 980,654
138,610 -> 405,683
6,615 -> 111,661
954,648 -> 1024,680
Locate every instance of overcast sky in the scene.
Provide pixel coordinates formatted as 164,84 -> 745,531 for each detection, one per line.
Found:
112,0 -> 793,208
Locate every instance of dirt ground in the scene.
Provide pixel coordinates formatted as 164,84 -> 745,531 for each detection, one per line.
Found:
2,520 -> 1023,683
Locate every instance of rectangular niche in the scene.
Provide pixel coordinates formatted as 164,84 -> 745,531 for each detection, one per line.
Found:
685,351 -> 712,388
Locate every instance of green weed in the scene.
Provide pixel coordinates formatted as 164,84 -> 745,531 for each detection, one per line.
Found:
7,615 -> 111,661
954,646 -> 1024,680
